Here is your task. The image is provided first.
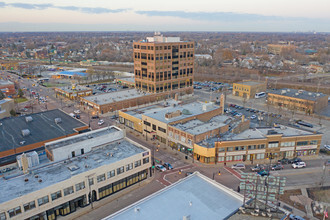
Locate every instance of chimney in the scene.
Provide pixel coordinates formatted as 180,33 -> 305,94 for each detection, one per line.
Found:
220,93 -> 225,115
21,153 -> 29,174
242,114 -> 245,123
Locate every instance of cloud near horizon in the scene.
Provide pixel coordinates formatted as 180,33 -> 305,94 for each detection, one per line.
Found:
0,2 -> 127,14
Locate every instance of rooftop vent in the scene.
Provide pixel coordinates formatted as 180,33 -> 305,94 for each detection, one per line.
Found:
25,116 -> 33,123
183,215 -> 191,220
21,129 -> 30,137
20,141 -> 26,145
182,109 -> 192,115
267,130 -> 278,135
54,118 -> 62,124
68,165 -> 80,171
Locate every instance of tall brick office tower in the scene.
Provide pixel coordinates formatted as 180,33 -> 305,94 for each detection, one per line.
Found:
133,33 -> 194,94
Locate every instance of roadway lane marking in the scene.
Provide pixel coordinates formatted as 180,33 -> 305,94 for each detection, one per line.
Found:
224,167 -> 241,180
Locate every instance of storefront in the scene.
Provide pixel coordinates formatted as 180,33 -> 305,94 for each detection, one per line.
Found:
247,149 -> 266,163
296,145 -> 317,156
279,147 -> 295,158
225,151 -> 246,162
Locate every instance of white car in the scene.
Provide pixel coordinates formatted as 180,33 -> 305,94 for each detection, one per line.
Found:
74,110 -> 81,114
231,163 -> 246,170
98,120 -> 104,125
155,164 -> 166,172
324,145 -> 330,151
292,162 -> 306,169
250,115 -> 257,120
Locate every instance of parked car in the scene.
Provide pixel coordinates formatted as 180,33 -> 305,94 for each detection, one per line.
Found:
250,115 -> 257,120
271,164 -> 284,170
257,170 -> 269,176
278,158 -> 290,164
251,165 -> 264,172
324,145 -> 330,151
98,119 -> 104,125
155,164 -> 166,172
75,114 -> 81,119
289,157 -> 302,164
289,214 -> 305,220
74,110 -> 81,114
110,115 -> 118,119
292,162 -> 306,169
163,162 -> 173,170
91,115 -> 99,119
231,164 -> 246,170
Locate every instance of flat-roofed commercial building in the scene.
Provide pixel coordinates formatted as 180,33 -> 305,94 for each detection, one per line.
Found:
142,102 -> 222,145
233,81 -> 267,99
0,80 -> 15,96
118,100 -> 181,133
0,98 -> 14,119
194,126 -> 322,164
0,127 -> 151,220
168,115 -> 234,154
54,85 -> 92,100
267,88 -> 328,114
0,109 -> 88,166
105,172 -> 243,220
81,89 -> 182,114
133,34 -> 194,94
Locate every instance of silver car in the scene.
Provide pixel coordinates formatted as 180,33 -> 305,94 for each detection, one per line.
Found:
231,163 -> 246,170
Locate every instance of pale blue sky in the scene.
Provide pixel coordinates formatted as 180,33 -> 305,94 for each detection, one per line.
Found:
0,0 -> 329,32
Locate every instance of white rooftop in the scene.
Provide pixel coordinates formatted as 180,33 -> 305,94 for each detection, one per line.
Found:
83,89 -> 146,105
173,115 -> 233,135
124,100 -> 180,120
0,138 -> 147,204
198,126 -> 318,148
144,102 -> 220,124
106,172 -> 243,220
145,34 -> 181,43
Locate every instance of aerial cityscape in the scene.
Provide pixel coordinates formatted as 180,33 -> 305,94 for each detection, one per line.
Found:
0,1 -> 329,220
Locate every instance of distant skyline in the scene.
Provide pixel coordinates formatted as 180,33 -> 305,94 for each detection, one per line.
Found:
0,0 -> 329,32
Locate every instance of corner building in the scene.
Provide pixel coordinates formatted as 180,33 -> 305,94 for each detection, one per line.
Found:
133,34 -> 194,94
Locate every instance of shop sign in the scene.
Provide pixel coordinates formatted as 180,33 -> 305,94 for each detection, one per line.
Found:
280,147 -> 295,152
247,149 -> 265,154
226,151 -> 246,156
296,145 -> 317,150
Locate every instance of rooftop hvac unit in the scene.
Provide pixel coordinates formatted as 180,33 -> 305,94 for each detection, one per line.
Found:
295,93 -> 299,96
21,129 -> 30,137
281,90 -> 286,94
316,93 -> 320,96
16,151 -> 39,169
308,92 -> 312,95
25,116 -> 33,122
298,90 -> 304,93
54,118 -> 62,124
